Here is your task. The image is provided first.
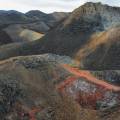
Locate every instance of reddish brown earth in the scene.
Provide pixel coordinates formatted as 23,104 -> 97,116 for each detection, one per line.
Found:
0,55 -> 119,120
62,64 -> 120,92
56,64 -> 120,109
16,62 -> 116,120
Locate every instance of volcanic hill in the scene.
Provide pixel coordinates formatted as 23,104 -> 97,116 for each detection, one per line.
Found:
0,54 -> 119,120
0,2 -> 119,70
0,10 -> 69,45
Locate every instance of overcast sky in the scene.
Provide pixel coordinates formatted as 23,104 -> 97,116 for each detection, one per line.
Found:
0,0 -> 120,13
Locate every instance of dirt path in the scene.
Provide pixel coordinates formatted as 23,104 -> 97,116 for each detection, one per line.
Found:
62,64 -> 120,92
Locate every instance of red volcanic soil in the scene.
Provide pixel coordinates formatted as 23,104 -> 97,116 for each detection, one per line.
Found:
56,64 -> 120,109
29,108 -> 41,120
56,76 -> 79,92
61,64 -> 120,92
15,99 -> 42,120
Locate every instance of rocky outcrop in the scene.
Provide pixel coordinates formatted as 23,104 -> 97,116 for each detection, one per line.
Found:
0,54 -> 119,119
63,2 -> 120,30
0,55 -> 70,119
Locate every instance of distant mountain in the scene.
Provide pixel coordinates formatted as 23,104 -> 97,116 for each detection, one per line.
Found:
0,2 -> 120,70
0,10 -> 31,24
0,10 -> 69,45
0,10 -> 69,32
25,10 -> 69,29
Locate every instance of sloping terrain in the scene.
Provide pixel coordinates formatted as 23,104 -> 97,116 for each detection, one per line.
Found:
75,27 -> 120,70
0,30 -> 12,45
91,70 -> 120,86
0,54 -> 119,120
26,11 -> 69,28
0,2 -> 119,70
0,10 -> 69,33
38,2 -> 120,53
0,2 -> 120,120
0,10 -> 31,24
0,25 -> 44,45
0,10 -> 68,45
4,25 -> 44,42
0,55 -> 97,120
38,2 -> 120,70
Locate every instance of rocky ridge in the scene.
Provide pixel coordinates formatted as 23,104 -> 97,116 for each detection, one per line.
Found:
0,54 -> 119,119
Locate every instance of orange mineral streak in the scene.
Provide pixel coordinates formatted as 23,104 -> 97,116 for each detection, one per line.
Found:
29,108 -> 41,120
62,64 -> 120,92
57,76 -> 79,91
17,104 -> 41,120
